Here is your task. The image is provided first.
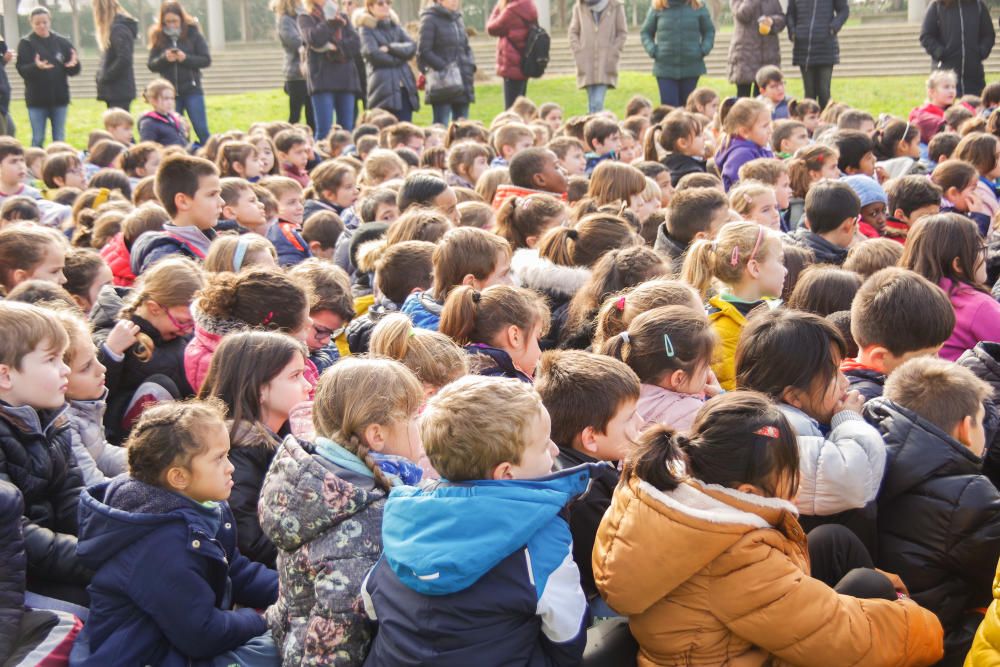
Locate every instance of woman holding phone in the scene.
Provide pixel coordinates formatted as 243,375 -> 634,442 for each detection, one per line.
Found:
147,1 -> 212,145
299,0 -> 362,136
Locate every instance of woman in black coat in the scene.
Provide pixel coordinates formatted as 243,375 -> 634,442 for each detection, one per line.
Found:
357,0 -> 419,122
298,0 -> 362,138
920,0 -> 995,97
16,7 -> 81,148
93,0 -> 138,111
147,1 -> 212,145
418,0 -> 476,126
785,0 -> 848,110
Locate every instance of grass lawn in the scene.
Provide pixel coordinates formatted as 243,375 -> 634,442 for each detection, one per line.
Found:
11,72 -> 931,149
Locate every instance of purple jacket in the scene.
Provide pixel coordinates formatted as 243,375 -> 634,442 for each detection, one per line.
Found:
939,277 -> 1000,361
715,136 -> 774,191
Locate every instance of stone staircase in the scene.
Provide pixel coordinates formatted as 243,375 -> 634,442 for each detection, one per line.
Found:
8,21 -> 998,100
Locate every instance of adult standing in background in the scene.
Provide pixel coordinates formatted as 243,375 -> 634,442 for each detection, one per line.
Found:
487,0 -> 537,110
93,0 -> 138,111
728,0 -> 784,98
274,0 -> 315,131
786,0 -> 848,110
569,0 -> 628,114
358,0 -> 420,122
147,1 -> 212,146
17,7 -> 81,147
0,37 -> 15,136
299,0 -> 361,136
418,0 -> 476,126
920,0 -> 994,97
640,0 -> 714,108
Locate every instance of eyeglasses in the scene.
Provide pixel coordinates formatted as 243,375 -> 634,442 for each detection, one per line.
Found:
161,305 -> 194,333
312,323 -> 344,341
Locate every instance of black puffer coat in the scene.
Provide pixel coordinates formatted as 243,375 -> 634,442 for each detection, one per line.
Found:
16,31 -> 81,108
786,0 -> 849,67
0,480 -> 25,659
298,9 -> 362,95
865,397 -> 1000,666
920,0 -> 995,96
147,24 -> 211,97
96,14 -> 138,104
417,3 -> 476,106
227,422 -> 280,569
357,11 -> 419,114
0,403 -> 90,587
957,340 -> 1000,490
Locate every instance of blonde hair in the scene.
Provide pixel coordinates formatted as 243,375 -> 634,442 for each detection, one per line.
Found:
722,98 -> 769,142
0,225 -> 66,292
728,180 -> 775,217
593,279 -> 701,349
120,257 -> 204,360
361,149 -> 407,186
927,69 -> 957,92
642,176 -> 662,205
681,221 -> 780,299
370,313 -> 469,389
203,233 -> 277,273
312,357 -> 424,491
55,309 -> 92,366
421,375 -> 545,481
93,0 -> 132,51
475,167 -> 510,206
492,123 -> 534,154
143,78 -> 176,104
440,284 -> 550,346
0,301 -> 69,369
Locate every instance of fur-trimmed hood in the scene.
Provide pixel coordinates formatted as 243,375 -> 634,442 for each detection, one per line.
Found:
511,248 -> 591,302
353,7 -> 402,29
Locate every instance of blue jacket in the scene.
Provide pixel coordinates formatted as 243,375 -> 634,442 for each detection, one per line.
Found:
73,477 -> 278,667
362,465 -> 595,666
401,290 -> 442,330
715,136 -> 774,191
265,220 -> 312,267
136,110 -> 187,147
466,343 -> 533,383
130,226 -> 215,275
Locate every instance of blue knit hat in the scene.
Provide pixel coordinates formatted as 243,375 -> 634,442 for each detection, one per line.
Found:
841,175 -> 888,208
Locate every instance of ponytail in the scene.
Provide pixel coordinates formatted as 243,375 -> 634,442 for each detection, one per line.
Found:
440,284 -> 550,347
621,425 -> 686,491
594,295 -> 629,350
439,285 -> 480,345
680,238 -> 717,299
537,226 -> 578,267
370,313 -> 469,388
644,124 -> 663,161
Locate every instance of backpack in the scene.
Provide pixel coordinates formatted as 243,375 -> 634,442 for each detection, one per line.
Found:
520,23 -> 550,78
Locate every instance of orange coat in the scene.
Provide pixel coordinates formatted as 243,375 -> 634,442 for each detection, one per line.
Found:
593,475 -> 945,667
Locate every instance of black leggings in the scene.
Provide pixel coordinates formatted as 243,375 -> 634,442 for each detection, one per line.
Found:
284,79 -> 315,131
736,82 -> 759,98
808,524 -> 896,600
503,78 -> 528,110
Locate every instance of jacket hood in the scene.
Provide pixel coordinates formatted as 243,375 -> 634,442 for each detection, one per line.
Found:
259,435 -> 386,552
381,464 -> 595,595
90,284 -> 128,331
864,397 -> 983,501
68,387 -> 109,423
959,342 -> 1000,388
715,136 -> 766,168
191,299 -> 248,339
76,476 -> 219,568
421,3 -> 460,20
512,248 -> 591,300
114,14 -> 139,37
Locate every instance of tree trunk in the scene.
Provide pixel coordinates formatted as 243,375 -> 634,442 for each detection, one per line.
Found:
239,0 -> 248,41
69,0 -> 80,48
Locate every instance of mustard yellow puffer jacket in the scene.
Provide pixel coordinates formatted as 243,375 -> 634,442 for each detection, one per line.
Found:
965,558 -> 1000,666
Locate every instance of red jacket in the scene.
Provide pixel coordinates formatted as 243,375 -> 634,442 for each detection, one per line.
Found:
100,232 -> 136,287
491,183 -> 568,210
486,0 -> 538,80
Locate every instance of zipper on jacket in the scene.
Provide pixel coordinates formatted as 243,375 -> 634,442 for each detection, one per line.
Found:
958,2 -> 968,92
805,0 -> 817,70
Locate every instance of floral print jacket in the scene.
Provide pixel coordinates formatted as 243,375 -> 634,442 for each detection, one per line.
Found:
260,435 -> 387,666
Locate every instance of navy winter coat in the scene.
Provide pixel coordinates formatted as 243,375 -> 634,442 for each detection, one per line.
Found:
96,14 -> 138,104
417,3 -> 476,105
136,110 -> 188,147
298,9 -> 363,95
357,12 -> 420,114
0,480 -> 26,659
147,24 -> 211,97
920,0 -> 995,96
786,0 -> 849,67
73,477 -> 278,667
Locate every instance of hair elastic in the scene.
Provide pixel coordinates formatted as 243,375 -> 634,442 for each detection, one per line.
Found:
663,333 -> 675,358
619,331 -> 630,343
615,296 -> 626,311
261,311 -> 275,326
232,237 -> 251,272
471,290 -> 481,303
566,228 -> 580,241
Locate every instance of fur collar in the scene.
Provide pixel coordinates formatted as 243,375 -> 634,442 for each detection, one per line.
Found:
353,7 -> 401,29
637,478 -> 798,529
512,248 -> 591,300
191,299 -> 250,338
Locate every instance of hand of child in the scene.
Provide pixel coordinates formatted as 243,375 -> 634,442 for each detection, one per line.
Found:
4,51 -> 14,64
874,165 -> 888,184
875,568 -> 909,596
703,371 -> 724,398
379,45 -> 389,52
836,390 -> 865,415
968,188 -> 990,216
106,320 -> 141,356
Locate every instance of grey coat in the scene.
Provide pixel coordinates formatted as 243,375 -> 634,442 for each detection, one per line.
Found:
727,0 -> 785,84
277,12 -> 305,81
417,3 -> 476,105
357,11 -> 419,113
569,0 -> 628,88
298,9 -> 363,95
65,391 -> 126,487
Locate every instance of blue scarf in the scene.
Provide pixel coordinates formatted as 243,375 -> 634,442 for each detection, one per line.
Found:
314,436 -> 423,486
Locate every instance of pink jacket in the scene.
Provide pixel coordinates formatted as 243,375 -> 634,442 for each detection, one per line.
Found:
637,383 -> 704,434
939,278 -> 1000,361
183,323 -> 222,393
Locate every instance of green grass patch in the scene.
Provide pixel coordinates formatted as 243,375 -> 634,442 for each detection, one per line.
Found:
12,72 -> 930,149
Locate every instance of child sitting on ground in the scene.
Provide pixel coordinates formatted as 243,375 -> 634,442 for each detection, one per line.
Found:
842,174 -> 888,238
883,173 -> 942,243
714,98 -> 774,190
654,186 -> 730,273
841,267 -> 955,400
771,119 -> 810,158
362,375 -> 591,666
491,147 -> 569,208
535,350 -> 641,604
491,122 -> 535,168
73,399 -> 280,665
790,179 -> 859,265
583,116 -> 621,175
261,176 -> 310,267
865,357 -> 1000,665
647,110 -> 707,187
289,258 -> 354,372
136,79 -> 187,148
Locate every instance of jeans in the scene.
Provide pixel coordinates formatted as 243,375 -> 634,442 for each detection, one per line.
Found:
503,78 -> 528,109
656,76 -> 699,107
27,105 -> 67,147
736,82 -> 759,98
432,102 -> 469,126
807,524 -> 897,600
284,79 -> 315,131
312,91 -> 356,140
586,84 -> 608,113
175,92 -> 210,146
799,65 -> 834,111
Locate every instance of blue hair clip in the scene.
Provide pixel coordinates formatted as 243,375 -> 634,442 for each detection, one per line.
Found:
663,333 -> 675,358
233,237 -> 251,271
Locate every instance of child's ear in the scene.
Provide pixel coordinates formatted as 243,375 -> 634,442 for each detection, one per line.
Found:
945,186 -> 960,201
10,268 -> 28,286
460,273 -> 477,287
321,188 -> 336,201
667,369 -> 688,390
70,294 -> 88,311
780,385 -> 807,410
491,461 -> 515,480
531,172 -> 546,189
308,240 -> 324,255
165,466 -> 189,491
0,363 -> 12,391
893,207 -> 908,222
952,415 -> 974,449
174,192 -> 191,213
838,217 -> 855,234
504,324 -> 523,350
952,256 -> 966,276
579,426 -> 599,453
364,423 -> 386,452
221,204 -> 235,220
53,176 -> 65,188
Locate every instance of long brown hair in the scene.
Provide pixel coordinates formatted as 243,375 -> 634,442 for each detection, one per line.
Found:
148,1 -> 198,48
93,0 -> 133,51
538,212 -> 638,268
440,285 -> 550,346
900,212 -> 989,294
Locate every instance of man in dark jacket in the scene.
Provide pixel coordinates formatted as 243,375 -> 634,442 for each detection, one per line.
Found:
786,0 -> 848,109
865,358 -> 1000,666
16,6 -> 81,147
920,0 -> 995,96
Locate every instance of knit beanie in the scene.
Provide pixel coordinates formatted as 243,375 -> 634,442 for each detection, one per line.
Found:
841,174 -> 887,208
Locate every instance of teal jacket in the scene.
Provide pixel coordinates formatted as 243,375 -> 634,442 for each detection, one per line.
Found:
640,0 -> 715,79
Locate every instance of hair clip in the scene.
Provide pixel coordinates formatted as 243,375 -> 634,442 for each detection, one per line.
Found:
730,245 -> 740,267
743,193 -> 753,205
261,311 -> 275,326
619,331 -> 630,343
663,333 -> 675,358
471,290 -> 481,303
92,187 -> 110,208
754,425 -> 781,439
232,237 -> 251,272
615,296 -> 626,312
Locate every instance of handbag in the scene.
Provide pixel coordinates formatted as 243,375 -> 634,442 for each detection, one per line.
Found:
424,62 -> 464,104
